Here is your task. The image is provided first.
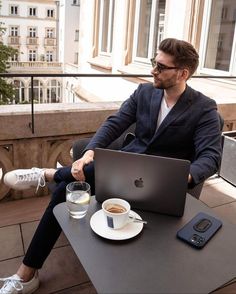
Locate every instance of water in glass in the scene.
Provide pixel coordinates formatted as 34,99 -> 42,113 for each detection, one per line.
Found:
66,182 -> 91,219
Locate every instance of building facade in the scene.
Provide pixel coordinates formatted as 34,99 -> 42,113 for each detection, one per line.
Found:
0,0 -> 236,105
69,0 -> 236,104
57,0 -> 80,103
0,0 -> 63,103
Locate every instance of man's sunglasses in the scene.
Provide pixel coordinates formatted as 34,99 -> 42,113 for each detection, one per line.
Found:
150,57 -> 180,73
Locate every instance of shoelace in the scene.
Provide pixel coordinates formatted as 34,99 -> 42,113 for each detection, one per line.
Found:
35,170 -> 46,193
17,168 -> 46,193
0,276 -> 23,292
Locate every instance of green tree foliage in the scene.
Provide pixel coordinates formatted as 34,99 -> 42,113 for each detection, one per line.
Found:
0,3 -> 18,104
0,43 -> 18,104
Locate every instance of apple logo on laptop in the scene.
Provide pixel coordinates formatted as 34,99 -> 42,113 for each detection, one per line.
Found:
134,177 -> 144,188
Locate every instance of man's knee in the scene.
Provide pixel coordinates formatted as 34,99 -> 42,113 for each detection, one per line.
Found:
84,162 -> 95,195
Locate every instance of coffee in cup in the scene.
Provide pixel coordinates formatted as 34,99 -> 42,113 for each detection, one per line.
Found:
105,203 -> 127,214
102,198 -> 135,229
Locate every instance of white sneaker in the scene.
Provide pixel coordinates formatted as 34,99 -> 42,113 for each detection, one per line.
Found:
4,168 -> 46,192
0,272 -> 39,294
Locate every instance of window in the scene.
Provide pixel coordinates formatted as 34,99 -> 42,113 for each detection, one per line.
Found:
202,0 -> 236,73
46,51 -> 53,62
46,80 -> 61,103
13,80 -> 25,104
29,7 -> 37,17
10,5 -> 18,15
47,9 -> 54,18
10,27 -> 18,36
72,0 -> 80,5
132,0 -> 166,64
28,50 -> 37,62
74,52 -> 79,64
46,28 -> 54,38
98,0 -> 115,56
29,27 -> 37,37
75,29 -> 79,41
29,80 -> 43,103
11,54 -> 19,62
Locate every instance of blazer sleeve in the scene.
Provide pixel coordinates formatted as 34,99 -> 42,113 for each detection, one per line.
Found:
84,85 -> 141,151
189,99 -> 222,187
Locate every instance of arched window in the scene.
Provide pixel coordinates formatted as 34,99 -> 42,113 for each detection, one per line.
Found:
13,80 -> 25,104
28,80 -> 43,103
46,80 -> 61,103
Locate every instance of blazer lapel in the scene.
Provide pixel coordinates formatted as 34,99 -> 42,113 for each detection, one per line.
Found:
152,85 -> 194,139
149,88 -> 164,136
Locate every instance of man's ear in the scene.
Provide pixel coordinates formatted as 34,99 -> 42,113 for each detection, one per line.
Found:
178,68 -> 190,81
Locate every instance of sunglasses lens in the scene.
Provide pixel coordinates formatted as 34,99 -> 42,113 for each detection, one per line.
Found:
151,58 -> 156,68
156,63 -> 165,72
151,59 -> 161,72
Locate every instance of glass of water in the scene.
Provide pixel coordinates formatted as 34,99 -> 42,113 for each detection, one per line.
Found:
66,181 -> 91,219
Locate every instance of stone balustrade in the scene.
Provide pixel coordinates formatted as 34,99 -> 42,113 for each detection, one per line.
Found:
0,102 -> 121,201
0,101 -> 235,202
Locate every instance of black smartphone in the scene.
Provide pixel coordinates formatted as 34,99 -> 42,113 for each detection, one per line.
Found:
177,212 -> 222,249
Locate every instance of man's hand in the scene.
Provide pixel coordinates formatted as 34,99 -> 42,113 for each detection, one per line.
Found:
71,150 -> 94,181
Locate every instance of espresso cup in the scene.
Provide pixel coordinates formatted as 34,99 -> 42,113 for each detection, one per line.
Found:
102,198 -> 135,229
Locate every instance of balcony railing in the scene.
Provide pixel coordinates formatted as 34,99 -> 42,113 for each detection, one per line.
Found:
1,72 -> 236,132
8,61 -> 62,68
8,36 -> 20,45
1,72 -> 236,134
44,37 -> 56,46
26,37 -> 38,45
0,73 -> 236,201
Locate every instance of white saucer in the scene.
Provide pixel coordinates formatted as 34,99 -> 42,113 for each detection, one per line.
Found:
90,209 -> 144,240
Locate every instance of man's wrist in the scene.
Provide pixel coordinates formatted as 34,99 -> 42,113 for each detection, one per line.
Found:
84,149 -> 94,159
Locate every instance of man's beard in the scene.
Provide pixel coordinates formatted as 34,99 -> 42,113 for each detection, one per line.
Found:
153,78 -> 177,89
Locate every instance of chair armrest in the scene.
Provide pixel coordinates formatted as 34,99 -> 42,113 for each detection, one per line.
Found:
72,137 -> 92,161
187,182 -> 204,199
72,124 -> 136,161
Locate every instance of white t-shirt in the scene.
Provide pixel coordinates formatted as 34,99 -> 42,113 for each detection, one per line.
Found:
156,97 -> 174,130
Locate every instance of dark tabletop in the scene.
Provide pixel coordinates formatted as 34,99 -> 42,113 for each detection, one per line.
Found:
53,195 -> 236,294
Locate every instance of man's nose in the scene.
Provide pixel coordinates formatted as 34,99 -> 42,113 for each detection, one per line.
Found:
151,67 -> 159,75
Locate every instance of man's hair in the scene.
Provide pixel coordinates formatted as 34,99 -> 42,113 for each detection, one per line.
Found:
159,38 -> 199,78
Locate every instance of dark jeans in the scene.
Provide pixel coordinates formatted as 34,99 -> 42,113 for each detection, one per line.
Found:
23,163 -> 95,269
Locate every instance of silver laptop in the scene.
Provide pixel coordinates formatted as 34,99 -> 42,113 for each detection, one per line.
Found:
94,148 -> 190,217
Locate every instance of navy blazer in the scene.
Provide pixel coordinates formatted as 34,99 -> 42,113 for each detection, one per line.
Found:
86,83 -> 222,187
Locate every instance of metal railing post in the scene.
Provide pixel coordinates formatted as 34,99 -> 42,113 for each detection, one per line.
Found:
30,76 -> 34,134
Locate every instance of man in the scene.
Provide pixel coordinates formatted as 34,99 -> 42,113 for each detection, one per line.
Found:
1,38 -> 222,294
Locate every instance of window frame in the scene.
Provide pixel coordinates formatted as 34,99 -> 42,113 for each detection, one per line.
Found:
72,0 -> 80,6
132,0 -> 165,66
13,80 -> 25,103
11,53 -> 19,62
46,51 -> 53,62
46,28 -> 54,38
28,7 -> 37,17
10,26 -> 19,37
46,9 -> 54,18
75,29 -> 80,41
10,5 -> 18,15
28,50 -> 37,62
28,27 -> 37,38
199,0 -> 236,76
97,0 -> 115,57
46,80 -> 61,103
28,80 -> 43,103
74,52 -> 79,64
